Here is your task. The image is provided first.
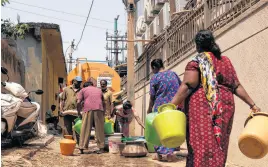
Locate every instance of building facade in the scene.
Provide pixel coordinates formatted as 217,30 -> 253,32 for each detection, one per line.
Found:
123,0 -> 268,166
1,23 -> 67,122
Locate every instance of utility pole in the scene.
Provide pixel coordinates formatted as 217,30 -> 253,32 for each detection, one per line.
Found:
68,39 -> 75,72
126,0 -> 135,103
114,15 -> 119,66
105,16 -> 127,67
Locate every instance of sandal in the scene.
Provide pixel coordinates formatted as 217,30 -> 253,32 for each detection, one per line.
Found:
96,148 -> 104,154
79,149 -> 84,154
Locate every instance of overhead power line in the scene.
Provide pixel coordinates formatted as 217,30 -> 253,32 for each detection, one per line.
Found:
9,0 -> 125,25
75,0 -> 95,50
4,7 -> 113,31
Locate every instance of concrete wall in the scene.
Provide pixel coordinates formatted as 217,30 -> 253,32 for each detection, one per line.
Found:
2,26 -> 67,122
133,3 -> 268,166
1,39 -> 25,92
15,34 -> 43,105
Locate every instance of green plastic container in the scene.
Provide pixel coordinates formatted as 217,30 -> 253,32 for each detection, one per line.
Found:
146,142 -> 155,153
73,118 -> 82,134
104,122 -> 114,134
145,112 -> 161,146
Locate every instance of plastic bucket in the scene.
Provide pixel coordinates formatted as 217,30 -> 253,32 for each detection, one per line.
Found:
153,104 -> 186,148
104,122 -> 114,134
238,112 -> 268,159
108,136 -> 122,154
145,112 -> 161,146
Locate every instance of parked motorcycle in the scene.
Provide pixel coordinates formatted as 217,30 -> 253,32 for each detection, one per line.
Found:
1,66 -> 44,146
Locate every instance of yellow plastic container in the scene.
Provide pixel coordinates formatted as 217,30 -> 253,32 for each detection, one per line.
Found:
152,103 -> 186,148
238,112 -> 268,159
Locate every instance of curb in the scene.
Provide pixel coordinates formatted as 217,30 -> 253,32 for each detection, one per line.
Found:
23,135 -> 55,159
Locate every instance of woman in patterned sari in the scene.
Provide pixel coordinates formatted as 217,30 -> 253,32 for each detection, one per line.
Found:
171,30 -> 261,167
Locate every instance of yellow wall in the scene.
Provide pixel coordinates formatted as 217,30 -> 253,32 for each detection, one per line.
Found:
41,29 -> 67,122
67,63 -> 121,93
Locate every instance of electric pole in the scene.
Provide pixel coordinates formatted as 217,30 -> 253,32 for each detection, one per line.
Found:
68,39 -> 75,72
114,15 -> 119,66
105,16 -> 127,67
127,0 -> 135,103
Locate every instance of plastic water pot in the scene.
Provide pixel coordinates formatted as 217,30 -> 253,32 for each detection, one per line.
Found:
153,103 -> 186,148
104,122 -> 114,134
145,112 -> 161,146
73,118 -> 82,134
238,112 -> 268,159
146,142 -> 155,153
59,137 -> 76,156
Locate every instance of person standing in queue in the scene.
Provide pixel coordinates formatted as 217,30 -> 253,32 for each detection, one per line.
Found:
171,30 -> 261,167
147,58 -> 182,161
60,76 -> 82,143
100,80 -> 113,120
77,81 -> 106,154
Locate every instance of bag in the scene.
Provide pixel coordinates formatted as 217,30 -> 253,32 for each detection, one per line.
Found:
61,109 -> 78,116
37,120 -> 47,137
4,82 -> 28,98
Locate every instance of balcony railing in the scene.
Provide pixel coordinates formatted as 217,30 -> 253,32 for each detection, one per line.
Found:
121,0 -> 261,96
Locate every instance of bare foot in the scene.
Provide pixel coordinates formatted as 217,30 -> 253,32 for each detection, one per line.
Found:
152,154 -> 159,160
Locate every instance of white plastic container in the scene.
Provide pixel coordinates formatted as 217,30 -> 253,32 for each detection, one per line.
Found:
108,136 -> 122,154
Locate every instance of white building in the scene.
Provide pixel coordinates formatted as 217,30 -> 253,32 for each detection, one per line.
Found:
134,0 -> 188,60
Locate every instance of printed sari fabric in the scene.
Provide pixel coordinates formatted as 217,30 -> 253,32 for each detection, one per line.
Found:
192,52 -> 223,149
185,52 -> 240,167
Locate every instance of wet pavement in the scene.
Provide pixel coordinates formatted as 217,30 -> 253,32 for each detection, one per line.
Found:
2,137 -> 186,167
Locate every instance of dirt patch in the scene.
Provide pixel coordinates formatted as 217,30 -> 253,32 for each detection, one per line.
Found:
2,137 -> 187,167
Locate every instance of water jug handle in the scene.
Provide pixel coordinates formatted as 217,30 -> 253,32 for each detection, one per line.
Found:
248,111 -> 254,118
244,111 -> 255,127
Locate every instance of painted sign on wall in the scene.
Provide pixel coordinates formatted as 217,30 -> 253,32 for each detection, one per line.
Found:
97,77 -> 112,88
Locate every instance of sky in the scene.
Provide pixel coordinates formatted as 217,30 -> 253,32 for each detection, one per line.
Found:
1,0 -> 127,63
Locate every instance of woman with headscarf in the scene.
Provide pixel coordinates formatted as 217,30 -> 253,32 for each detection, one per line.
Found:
171,30 -> 261,167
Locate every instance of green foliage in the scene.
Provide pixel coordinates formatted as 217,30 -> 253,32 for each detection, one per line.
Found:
1,0 -> 9,6
1,19 -> 30,40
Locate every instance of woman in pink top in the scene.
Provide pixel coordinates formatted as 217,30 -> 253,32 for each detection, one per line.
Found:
113,101 -> 145,137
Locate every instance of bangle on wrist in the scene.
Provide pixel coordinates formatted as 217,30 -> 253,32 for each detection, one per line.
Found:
250,103 -> 256,109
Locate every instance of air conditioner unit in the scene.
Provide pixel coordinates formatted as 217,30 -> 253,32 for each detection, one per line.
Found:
153,16 -> 160,35
145,27 -> 151,41
136,16 -> 147,37
144,0 -> 155,24
163,3 -> 170,28
134,43 -> 138,58
175,0 -> 187,12
137,42 -> 142,57
152,0 -> 165,14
